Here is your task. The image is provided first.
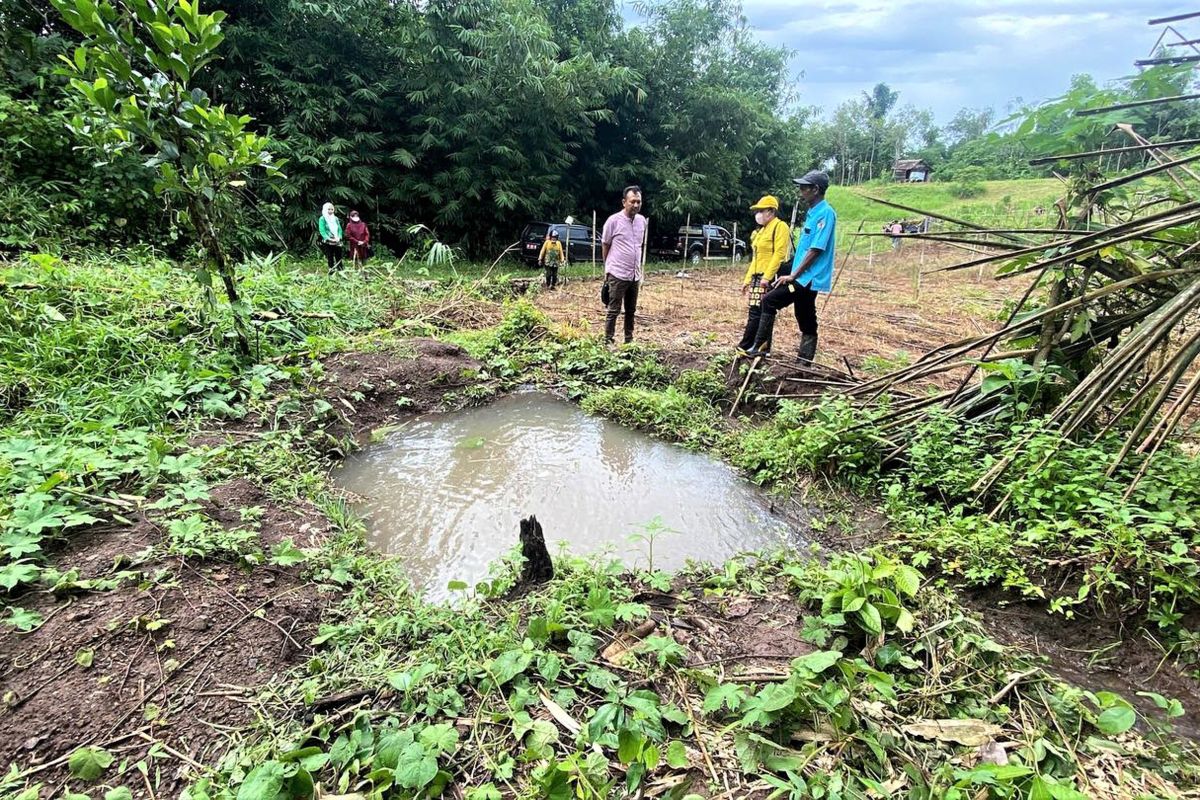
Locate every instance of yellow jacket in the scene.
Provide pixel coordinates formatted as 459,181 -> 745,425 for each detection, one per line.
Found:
539,239 -> 565,265
743,217 -> 790,285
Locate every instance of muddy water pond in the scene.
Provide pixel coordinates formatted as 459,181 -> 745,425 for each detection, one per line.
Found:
332,392 -> 801,597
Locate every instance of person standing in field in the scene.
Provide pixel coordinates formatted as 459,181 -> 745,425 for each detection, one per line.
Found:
539,229 -> 565,289
318,202 -> 343,273
743,171 -> 836,364
345,209 -> 371,267
889,220 -> 903,250
736,194 -> 791,356
601,186 -> 646,345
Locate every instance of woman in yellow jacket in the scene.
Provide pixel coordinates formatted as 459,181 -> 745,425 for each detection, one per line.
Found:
737,195 -> 791,355
538,230 -> 565,289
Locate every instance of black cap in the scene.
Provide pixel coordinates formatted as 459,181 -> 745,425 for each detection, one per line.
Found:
793,170 -> 830,191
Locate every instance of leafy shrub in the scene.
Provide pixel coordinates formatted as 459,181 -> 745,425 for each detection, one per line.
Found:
891,414 -> 1200,636
673,367 -> 726,403
950,180 -> 985,199
581,386 -> 719,447
727,397 -> 889,488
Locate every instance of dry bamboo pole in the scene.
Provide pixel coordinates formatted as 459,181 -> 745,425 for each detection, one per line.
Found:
591,211 -> 597,277
731,222 -> 738,265
927,205 -> 1200,278
1075,92 -> 1200,116
914,241 -> 925,299
1137,366 -> 1200,455
1055,280 -> 1200,437
683,213 -> 691,265
1087,151 -> 1200,193
1028,138 -> 1200,165
974,281 -> 1200,502
1099,314 -> 1200,460
857,194 -> 1029,243
1111,361 -> 1200,501
1115,123 -> 1200,188
730,358 -> 763,417
1092,327 -> 1200,443
857,231 -> 1027,250
823,220 -> 866,310
864,269 -> 1195,401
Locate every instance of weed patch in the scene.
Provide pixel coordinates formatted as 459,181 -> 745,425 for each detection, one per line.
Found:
581,386 -> 720,447
169,547 -> 1197,800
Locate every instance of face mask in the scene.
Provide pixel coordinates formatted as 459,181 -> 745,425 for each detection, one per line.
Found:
755,211 -> 769,226
351,215 -> 360,222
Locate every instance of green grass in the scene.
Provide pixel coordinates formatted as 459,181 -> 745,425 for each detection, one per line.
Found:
828,178 -> 1064,247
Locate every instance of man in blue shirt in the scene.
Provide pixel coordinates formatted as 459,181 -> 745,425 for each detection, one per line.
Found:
743,170 -> 836,364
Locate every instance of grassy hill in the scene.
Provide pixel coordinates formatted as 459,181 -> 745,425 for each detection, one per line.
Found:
828,178 -> 1064,245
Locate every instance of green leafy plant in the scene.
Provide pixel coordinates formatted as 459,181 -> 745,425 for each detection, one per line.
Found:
50,0 -> 284,355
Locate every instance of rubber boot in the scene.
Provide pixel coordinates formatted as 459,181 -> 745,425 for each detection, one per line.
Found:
744,310 -> 777,358
737,306 -> 761,353
798,333 -> 818,364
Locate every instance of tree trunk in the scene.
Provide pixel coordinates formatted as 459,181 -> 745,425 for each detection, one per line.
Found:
188,198 -> 251,357
519,515 -> 553,585
1033,277 -> 1065,368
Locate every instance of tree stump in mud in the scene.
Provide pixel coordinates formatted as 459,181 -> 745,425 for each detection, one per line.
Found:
519,515 -> 554,585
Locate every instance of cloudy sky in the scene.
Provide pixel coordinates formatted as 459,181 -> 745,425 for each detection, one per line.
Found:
666,2 -> 1200,124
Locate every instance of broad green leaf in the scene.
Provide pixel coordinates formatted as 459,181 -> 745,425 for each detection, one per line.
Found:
858,602 -> 883,635
756,682 -> 797,713
68,747 -> 114,781
419,723 -> 459,754
666,740 -> 689,768
793,650 -> 841,674
5,606 -> 44,631
466,784 -> 502,800
487,649 -> 530,686
1095,706 -> 1135,735
376,729 -> 415,770
268,538 -> 306,567
893,565 -> 922,596
394,742 -> 437,790
235,761 -> 286,800
0,531 -> 43,559
702,683 -> 744,714
617,728 -> 643,764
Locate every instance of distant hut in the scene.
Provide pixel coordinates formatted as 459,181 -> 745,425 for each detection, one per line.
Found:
892,158 -> 931,182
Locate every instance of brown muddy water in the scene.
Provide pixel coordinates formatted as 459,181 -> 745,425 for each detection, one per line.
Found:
332,392 -> 803,598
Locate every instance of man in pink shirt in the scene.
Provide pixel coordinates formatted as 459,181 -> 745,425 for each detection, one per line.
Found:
601,185 -> 647,344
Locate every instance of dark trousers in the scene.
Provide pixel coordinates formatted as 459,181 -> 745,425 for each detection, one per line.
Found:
544,265 -> 559,288
752,281 -> 818,346
604,276 -> 639,343
738,276 -> 769,351
323,242 -> 343,273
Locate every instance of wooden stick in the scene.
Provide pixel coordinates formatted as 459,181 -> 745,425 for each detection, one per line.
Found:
729,357 -> 762,417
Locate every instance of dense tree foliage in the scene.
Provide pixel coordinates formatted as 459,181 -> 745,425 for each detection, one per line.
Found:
5,0 -> 1200,256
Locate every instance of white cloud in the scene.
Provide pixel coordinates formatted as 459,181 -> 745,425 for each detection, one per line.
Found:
732,0 -> 1200,122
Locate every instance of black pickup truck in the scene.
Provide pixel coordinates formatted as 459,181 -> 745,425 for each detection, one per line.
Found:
517,222 -> 599,266
649,224 -> 746,264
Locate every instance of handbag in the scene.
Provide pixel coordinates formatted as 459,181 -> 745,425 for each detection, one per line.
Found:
600,279 -> 611,306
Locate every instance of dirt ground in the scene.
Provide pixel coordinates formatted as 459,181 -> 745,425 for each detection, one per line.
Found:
0,340 -> 485,796
0,484 -> 326,797
534,243 -> 1029,383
